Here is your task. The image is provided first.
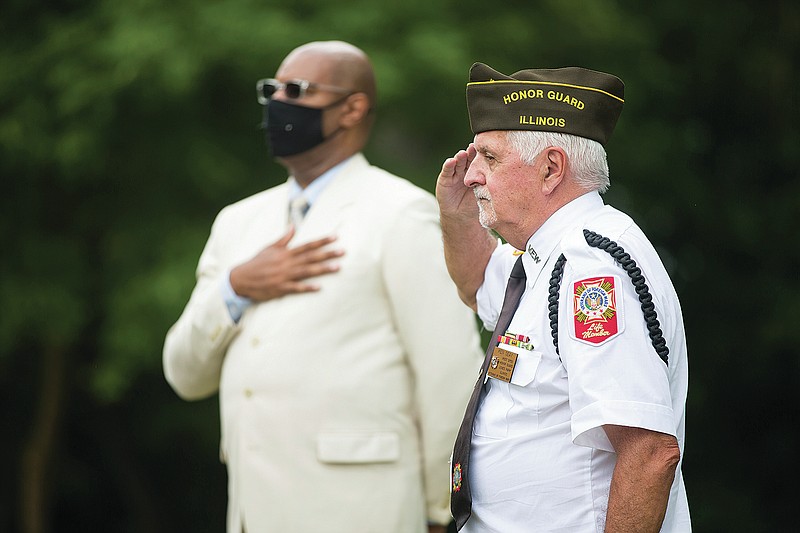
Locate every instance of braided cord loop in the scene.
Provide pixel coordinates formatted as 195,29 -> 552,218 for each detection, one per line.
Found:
548,254 -> 568,355
547,229 -> 669,365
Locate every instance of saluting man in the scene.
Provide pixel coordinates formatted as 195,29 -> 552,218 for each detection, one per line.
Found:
437,63 -> 691,532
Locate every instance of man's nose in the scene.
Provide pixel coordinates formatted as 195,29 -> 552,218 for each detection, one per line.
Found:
272,88 -> 290,102
464,161 -> 484,188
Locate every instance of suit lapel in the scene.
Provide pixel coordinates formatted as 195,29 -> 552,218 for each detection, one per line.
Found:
294,154 -> 369,238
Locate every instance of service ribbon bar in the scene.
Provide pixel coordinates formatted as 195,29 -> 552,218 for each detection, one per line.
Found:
498,333 -> 534,350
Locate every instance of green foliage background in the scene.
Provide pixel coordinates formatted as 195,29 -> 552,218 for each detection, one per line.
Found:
1,0 -> 798,531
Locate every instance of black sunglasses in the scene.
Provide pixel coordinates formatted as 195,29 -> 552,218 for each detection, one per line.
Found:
256,78 -> 351,104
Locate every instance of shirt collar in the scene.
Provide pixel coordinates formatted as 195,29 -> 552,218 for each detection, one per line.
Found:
521,191 -> 605,282
287,155 -> 354,206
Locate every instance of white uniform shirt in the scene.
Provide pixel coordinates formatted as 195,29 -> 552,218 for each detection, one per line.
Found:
465,192 -> 691,532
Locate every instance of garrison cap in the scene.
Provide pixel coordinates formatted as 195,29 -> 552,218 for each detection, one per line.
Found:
466,62 -> 625,145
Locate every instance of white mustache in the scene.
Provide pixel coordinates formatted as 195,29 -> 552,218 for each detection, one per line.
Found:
473,186 -> 491,202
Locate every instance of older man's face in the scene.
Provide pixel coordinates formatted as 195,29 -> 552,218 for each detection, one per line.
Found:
464,131 -> 542,239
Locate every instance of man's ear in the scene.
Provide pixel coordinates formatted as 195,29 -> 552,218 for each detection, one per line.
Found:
338,92 -> 371,127
541,147 -> 566,195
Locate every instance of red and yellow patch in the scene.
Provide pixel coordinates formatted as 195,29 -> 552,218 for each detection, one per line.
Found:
573,276 -> 620,345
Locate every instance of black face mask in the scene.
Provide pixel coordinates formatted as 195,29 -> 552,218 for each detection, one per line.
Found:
262,98 -> 346,157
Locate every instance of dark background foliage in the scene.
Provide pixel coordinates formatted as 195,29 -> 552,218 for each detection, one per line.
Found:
1,0 -> 798,531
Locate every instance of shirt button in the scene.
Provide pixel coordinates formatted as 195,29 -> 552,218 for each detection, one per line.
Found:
244,389 -> 253,398
251,337 -> 260,347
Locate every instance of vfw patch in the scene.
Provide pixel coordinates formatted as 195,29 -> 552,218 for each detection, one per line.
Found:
572,276 -> 623,345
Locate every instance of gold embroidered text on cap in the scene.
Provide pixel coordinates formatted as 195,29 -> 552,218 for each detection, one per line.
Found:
466,62 -> 625,145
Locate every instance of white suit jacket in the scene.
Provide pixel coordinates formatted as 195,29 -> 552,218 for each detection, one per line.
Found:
163,154 -> 483,532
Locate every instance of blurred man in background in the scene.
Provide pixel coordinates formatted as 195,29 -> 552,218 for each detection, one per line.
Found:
163,41 -> 482,532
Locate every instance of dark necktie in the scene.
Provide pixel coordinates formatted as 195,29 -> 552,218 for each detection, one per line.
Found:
451,254 -> 527,530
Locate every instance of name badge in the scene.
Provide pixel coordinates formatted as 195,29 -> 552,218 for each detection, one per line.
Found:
486,346 -> 518,383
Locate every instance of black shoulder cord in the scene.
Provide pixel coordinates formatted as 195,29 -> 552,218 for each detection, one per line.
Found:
547,229 -> 669,365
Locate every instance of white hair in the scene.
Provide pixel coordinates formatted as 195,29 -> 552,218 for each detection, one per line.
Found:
506,130 -> 610,193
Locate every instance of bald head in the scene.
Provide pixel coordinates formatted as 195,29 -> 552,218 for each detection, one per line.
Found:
279,41 -> 377,108
269,41 -> 377,180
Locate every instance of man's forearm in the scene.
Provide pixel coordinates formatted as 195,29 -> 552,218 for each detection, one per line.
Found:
440,213 -> 496,310
604,425 -> 680,532
435,145 -> 496,309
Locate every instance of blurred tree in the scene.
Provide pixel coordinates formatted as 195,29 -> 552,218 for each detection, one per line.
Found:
1,0 -> 797,531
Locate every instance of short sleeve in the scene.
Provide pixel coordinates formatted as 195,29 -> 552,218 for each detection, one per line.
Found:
560,257 -> 676,452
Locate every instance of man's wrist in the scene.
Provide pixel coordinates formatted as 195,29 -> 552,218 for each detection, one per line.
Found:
221,271 -> 252,323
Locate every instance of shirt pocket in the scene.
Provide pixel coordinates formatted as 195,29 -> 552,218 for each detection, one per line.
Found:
509,350 -> 542,387
508,350 -> 543,436
474,350 -> 543,439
